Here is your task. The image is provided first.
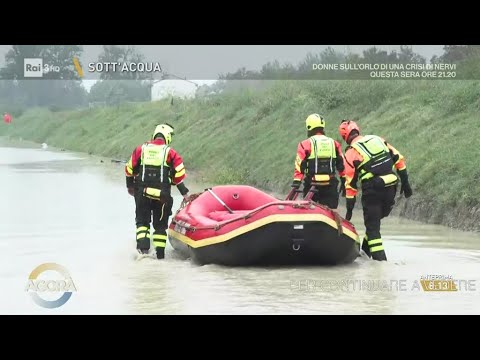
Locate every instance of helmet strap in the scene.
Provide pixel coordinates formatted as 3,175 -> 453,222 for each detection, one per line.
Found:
347,132 -> 359,144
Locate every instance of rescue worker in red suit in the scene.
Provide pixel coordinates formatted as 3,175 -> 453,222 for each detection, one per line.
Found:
125,123 -> 190,259
291,114 -> 346,210
3,113 -> 12,124
339,120 -> 413,261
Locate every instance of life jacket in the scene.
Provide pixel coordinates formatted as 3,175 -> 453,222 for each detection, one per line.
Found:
138,143 -> 171,189
306,135 -> 337,184
351,135 -> 397,186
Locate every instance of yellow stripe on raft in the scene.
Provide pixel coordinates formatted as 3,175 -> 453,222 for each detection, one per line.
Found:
168,213 -> 360,248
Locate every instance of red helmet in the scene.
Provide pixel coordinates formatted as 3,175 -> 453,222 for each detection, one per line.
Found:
339,120 -> 360,142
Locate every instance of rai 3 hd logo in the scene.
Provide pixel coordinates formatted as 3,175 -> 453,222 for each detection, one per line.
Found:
23,58 -> 60,78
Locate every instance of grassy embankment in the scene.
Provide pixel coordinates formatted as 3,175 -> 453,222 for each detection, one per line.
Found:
1,80 -> 480,231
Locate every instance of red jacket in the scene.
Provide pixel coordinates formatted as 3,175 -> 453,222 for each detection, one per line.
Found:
125,139 -> 186,185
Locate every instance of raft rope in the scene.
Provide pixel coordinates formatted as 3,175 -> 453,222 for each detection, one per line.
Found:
173,190 -> 346,236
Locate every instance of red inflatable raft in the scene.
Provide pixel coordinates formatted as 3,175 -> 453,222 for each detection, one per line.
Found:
168,185 -> 360,266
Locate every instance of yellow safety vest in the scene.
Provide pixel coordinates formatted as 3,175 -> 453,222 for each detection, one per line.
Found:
351,135 -> 397,186
306,135 -> 337,183
140,143 -> 171,185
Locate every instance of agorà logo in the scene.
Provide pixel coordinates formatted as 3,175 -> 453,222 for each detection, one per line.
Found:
25,263 -> 77,308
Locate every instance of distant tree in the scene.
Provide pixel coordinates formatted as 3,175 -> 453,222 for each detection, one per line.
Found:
358,46 -> 426,64
42,45 -> 84,79
362,47 -> 390,63
97,45 -> 152,80
431,46 -> 480,79
397,45 -> 426,64
260,61 -> 295,79
433,45 -> 480,63
213,46 -> 428,82
220,67 -> 261,80
0,45 -> 41,80
88,79 -> 151,105
297,53 -> 323,73
319,47 -> 346,64
196,80 -> 226,97
0,45 -> 87,108
91,45 -> 153,105
345,53 -> 362,64
0,45 -> 82,80
297,48 -> 346,75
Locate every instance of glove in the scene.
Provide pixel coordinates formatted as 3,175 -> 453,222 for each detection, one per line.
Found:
339,177 -> 346,197
126,176 -> 134,188
177,182 -> 190,196
398,169 -> 413,198
345,197 -> 356,221
183,193 -> 191,202
291,180 -> 301,189
127,187 -> 135,197
401,182 -> 413,198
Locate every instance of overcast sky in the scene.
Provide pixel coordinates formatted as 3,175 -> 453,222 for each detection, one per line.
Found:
0,45 -> 445,80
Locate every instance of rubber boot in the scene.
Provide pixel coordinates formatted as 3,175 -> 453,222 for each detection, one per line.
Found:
156,247 -> 165,260
136,237 -> 150,254
361,237 -> 371,258
152,231 -> 167,259
371,250 -> 387,261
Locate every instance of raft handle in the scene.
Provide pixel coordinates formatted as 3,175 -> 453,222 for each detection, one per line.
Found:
292,244 -> 301,251
233,193 -> 239,200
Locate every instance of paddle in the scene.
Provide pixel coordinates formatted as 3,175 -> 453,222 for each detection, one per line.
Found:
285,182 -> 321,201
206,188 -> 234,214
304,182 -> 322,201
285,187 -> 303,201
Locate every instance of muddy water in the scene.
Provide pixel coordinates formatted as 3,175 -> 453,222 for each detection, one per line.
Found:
1,143 -> 479,314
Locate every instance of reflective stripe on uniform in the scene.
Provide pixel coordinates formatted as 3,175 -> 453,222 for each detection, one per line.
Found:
159,203 -> 165,221
314,174 -> 330,182
367,238 -> 383,246
153,234 -> 167,248
368,238 -> 384,252
175,163 -> 185,172
144,187 -> 162,200
379,174 -> 398,186
370,245 -> 384,253
136,226 -> 150,239
295,155 -> 302,173
175,169 -> 185,178
126,158 -> 134,176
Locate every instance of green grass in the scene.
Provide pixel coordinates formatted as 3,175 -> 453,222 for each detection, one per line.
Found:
2,80 -> 480,229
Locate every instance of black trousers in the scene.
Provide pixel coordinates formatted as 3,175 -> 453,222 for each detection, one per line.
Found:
134,188 -> 173,251
303,177 -> 339,209
361,182 -> 397,260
